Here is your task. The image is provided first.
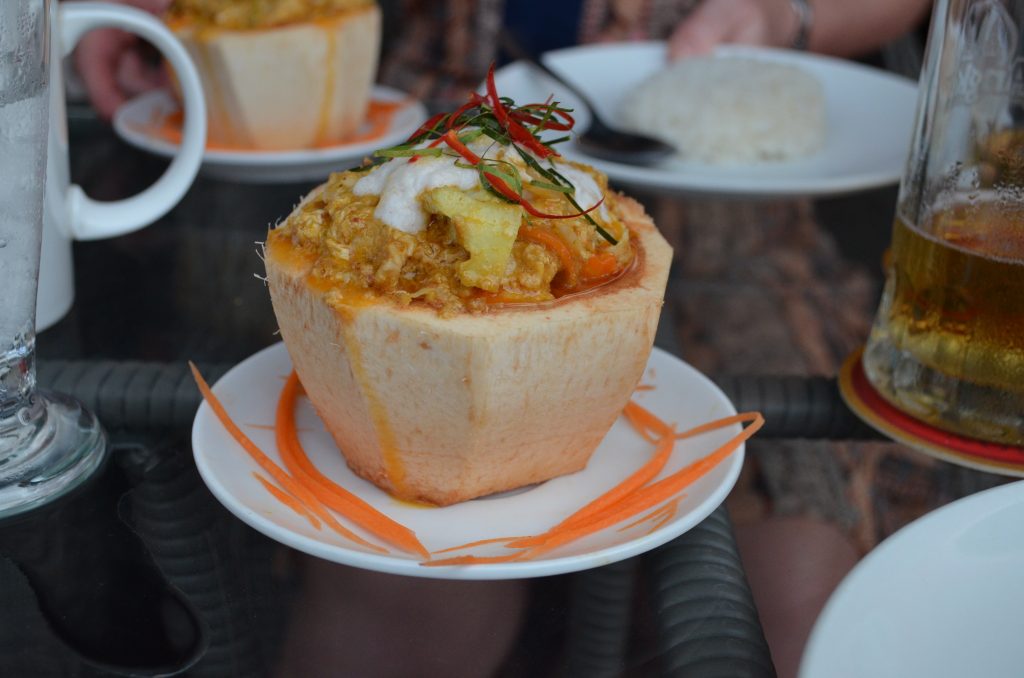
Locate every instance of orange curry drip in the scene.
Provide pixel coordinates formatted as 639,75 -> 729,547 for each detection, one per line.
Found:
153,98 -> 406,151
313,26 -> 338,146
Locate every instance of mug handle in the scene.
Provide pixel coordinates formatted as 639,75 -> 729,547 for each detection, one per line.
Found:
59,2 -> 206,241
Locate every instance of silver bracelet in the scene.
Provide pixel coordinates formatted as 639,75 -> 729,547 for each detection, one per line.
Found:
790,0 -> 814,50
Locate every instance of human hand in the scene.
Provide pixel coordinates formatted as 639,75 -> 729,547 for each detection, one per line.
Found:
72,0 -> 174,120
667,0 -> 800,60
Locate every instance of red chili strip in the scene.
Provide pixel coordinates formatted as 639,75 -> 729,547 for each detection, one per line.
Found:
443,130 -> 481,163
482,65 -> 552,156
516,191 -> 604,220
511,105 -> 575,131
506,118 -> 556,158
484,168 -> 604,220
441,130 -> 601,221
485,63 -> 511,127
509,110 -> 573,131
446,96 -> 484,131
481,170 -> 524,203
406,112 -> 446,142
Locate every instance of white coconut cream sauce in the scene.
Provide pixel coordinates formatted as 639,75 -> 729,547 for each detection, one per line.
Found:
549,163 -> 612,222
353,154 -> 479,233
353,136 -> 609,233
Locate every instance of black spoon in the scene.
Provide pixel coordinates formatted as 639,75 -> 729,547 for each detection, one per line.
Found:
499,32 -> 676,166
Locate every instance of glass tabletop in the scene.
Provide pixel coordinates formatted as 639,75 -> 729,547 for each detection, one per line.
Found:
13,105 -> 995,678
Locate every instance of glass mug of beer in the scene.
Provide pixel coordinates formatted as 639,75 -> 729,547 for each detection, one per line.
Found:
864,0 -> 1024,445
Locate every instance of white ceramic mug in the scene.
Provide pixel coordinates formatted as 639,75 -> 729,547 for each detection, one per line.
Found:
37,1 -> 206,331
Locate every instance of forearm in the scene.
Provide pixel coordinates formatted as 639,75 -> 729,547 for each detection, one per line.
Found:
806,0 -> 933,57
668,0 -> 933,61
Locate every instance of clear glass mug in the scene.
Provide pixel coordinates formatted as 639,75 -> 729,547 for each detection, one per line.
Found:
864,0 -> 1024,445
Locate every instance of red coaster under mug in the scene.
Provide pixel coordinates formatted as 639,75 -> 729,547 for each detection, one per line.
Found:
839,348 -> 1024,476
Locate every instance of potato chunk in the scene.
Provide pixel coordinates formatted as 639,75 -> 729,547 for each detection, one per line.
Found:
422,187 -> 522,292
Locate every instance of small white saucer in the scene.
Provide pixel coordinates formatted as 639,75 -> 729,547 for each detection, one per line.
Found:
191,342 -> 745,580
113,85 -> 427,183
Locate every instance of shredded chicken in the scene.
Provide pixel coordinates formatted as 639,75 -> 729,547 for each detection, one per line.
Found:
275,162 -> 634,316
167,0 -> 372,29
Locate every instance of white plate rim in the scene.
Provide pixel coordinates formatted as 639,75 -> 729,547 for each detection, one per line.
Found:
191,342 -> 745,580
112,84 -> 427,167
799,479 -> 1024,678
493,41 -> 919,197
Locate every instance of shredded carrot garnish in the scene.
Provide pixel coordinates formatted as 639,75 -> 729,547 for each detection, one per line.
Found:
532,400 -> 736,540
158,99 -> 404,150
633,383 -> 656,392
253,471 -> 321,529
644,503 -> 681,535
190,363 -> 386,553
618,494 -> 685,533
522,413 -> 763,557
620,503 -> 670,532
618,403 -> 675,440
423,406 -> 763,566
622,400 -> 675,441
342,100 -> 405,145
432,536 -> 525,555
421,553 -> 527,567
619,509 -> 660,532
276,372 -> 430,559
674,412 -> 758,441
506,431 -> 677,548
195,360 -> 763,569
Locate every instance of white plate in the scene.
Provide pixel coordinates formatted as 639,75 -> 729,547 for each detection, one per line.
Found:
491,42 -> 919,197
800,480 -> 1024,678
113,85 -> 427,183
192,342 -> 745,580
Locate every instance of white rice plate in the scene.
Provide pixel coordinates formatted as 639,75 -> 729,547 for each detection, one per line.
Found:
620,56 -> 826,164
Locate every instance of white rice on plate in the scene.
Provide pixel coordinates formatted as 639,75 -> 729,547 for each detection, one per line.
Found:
620,56 -> 826,164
